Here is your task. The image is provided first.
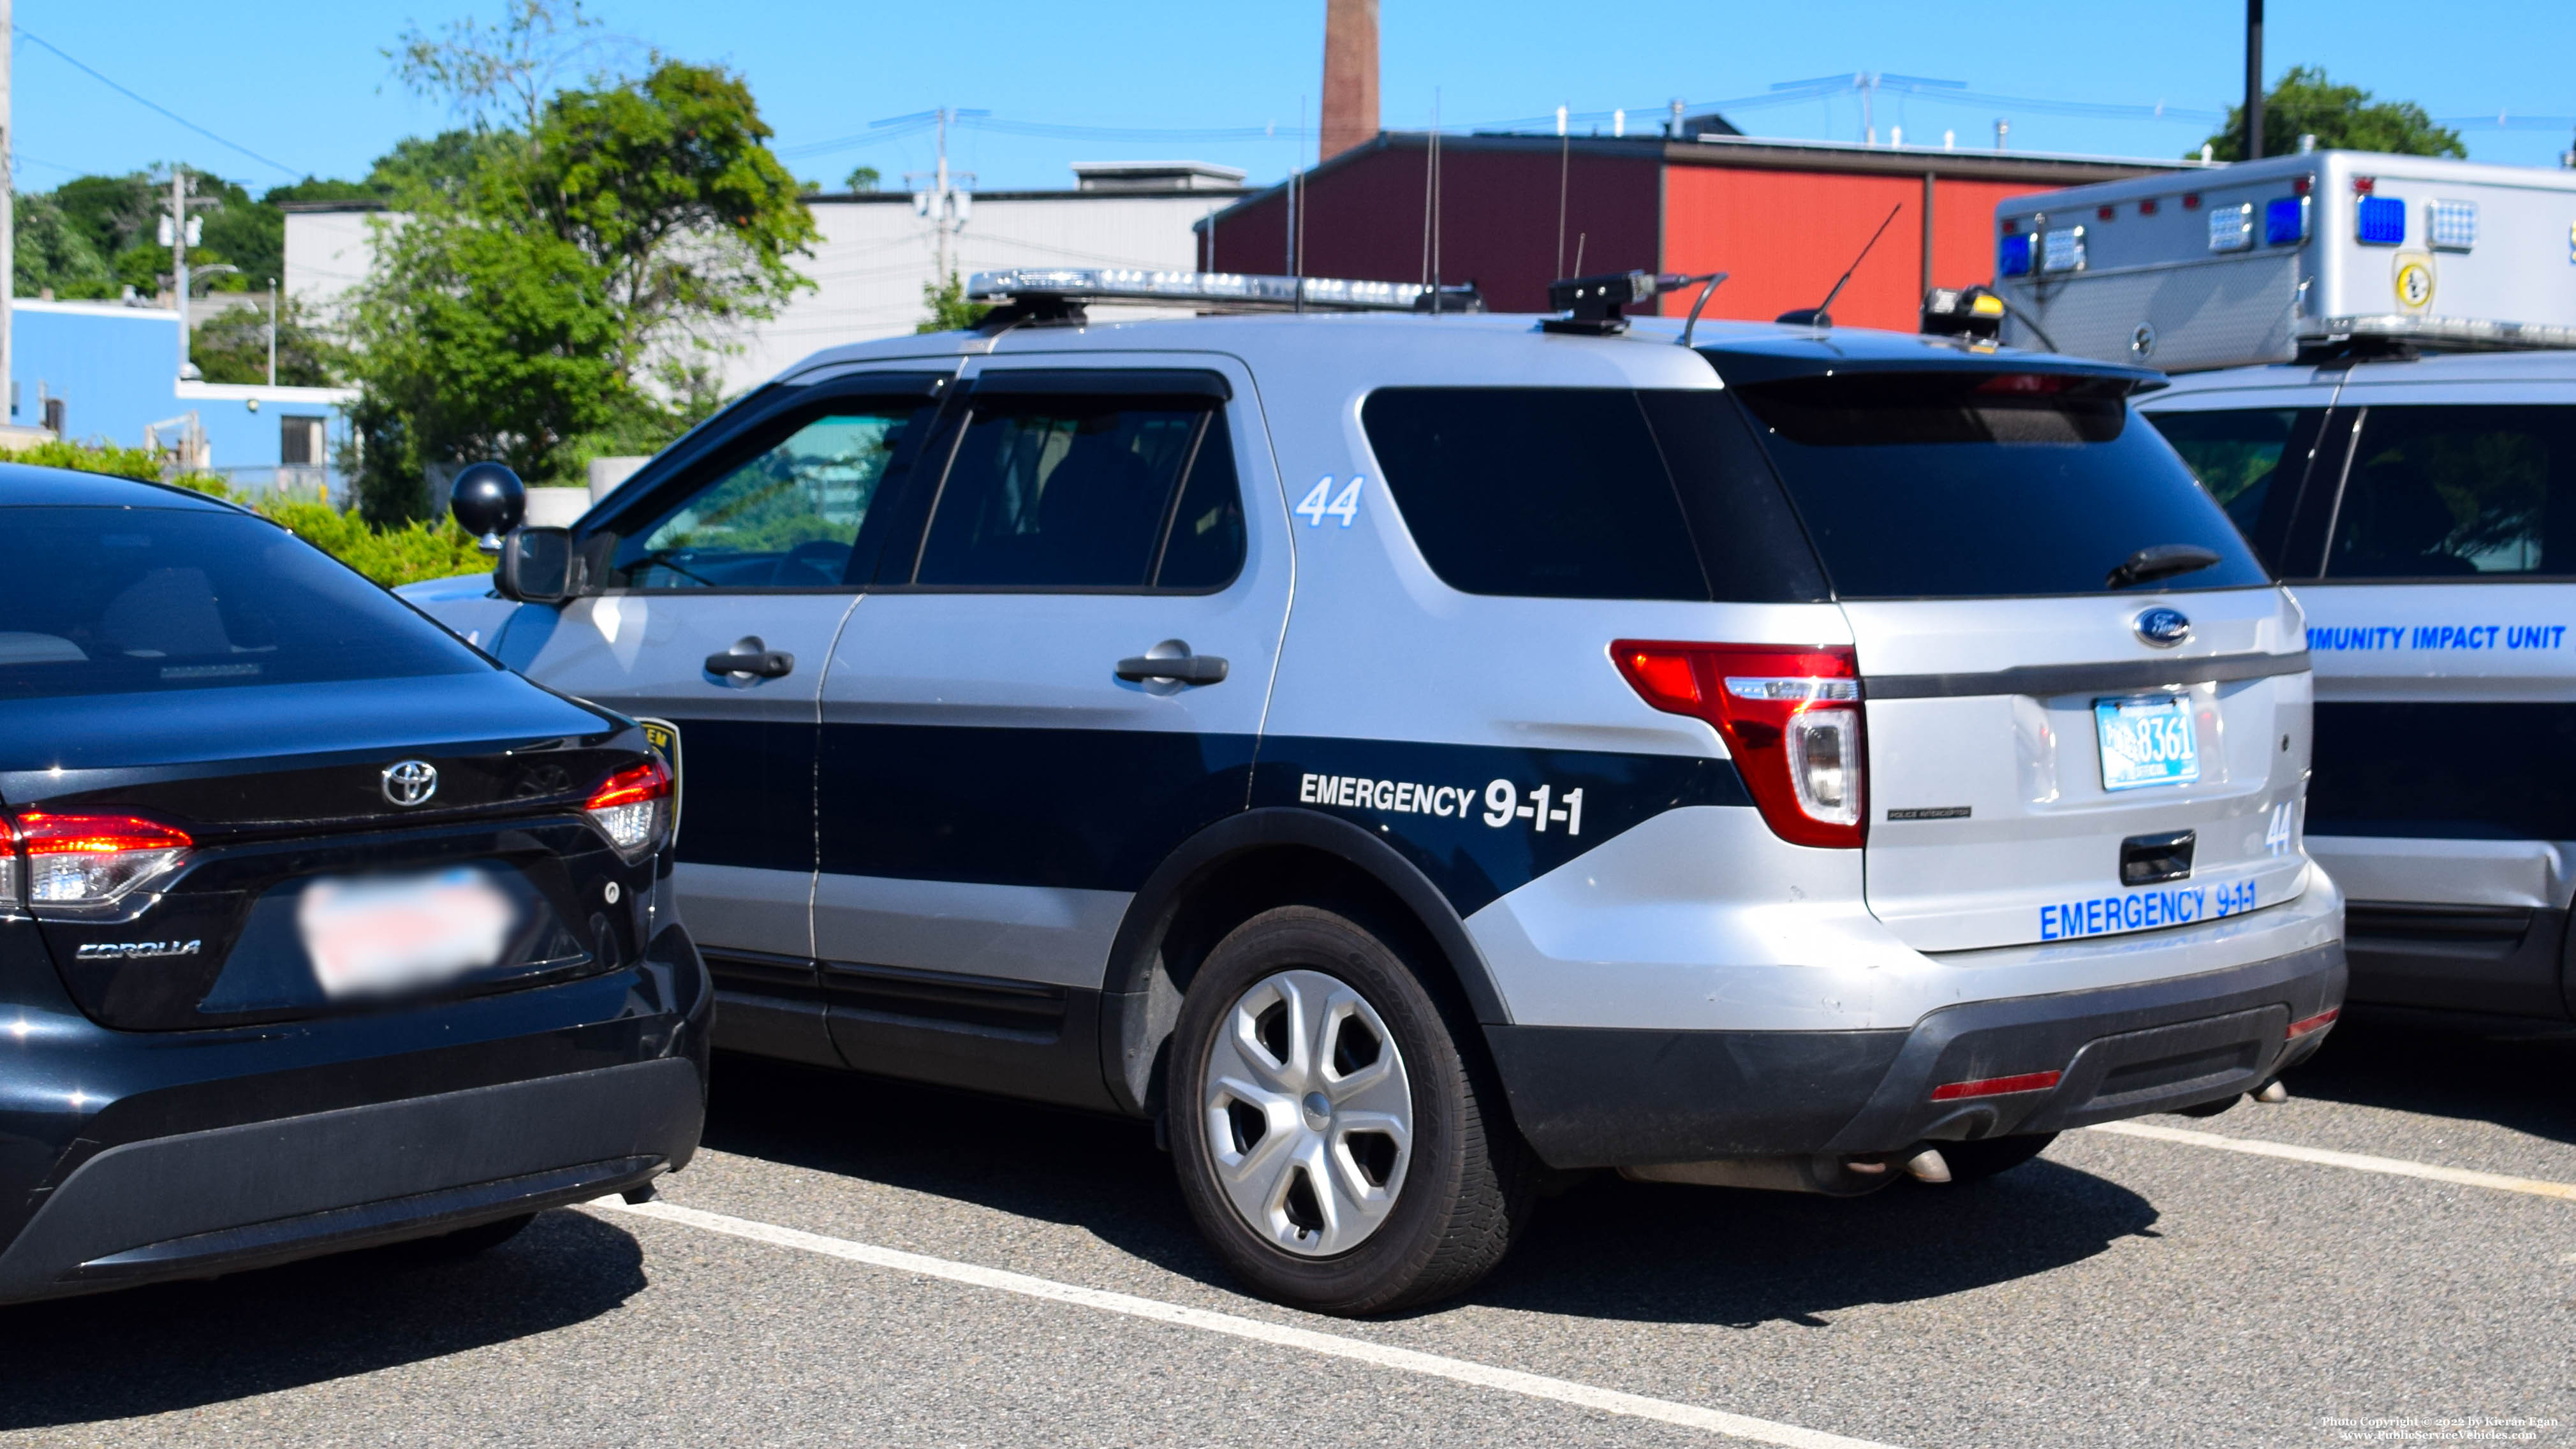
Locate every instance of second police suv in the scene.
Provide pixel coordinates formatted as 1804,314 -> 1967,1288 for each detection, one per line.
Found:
409,265 -> 2343,1314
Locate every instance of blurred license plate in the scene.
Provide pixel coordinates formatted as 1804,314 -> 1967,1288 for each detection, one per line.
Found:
298,866 -> 517,997
2095,695 -> 2201,792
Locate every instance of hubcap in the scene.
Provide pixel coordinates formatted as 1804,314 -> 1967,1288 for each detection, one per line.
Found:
1202,969 -> 1413,1256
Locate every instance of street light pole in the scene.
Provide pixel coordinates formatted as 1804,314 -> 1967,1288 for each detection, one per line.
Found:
2244,0 -> 2266,161
170,167 -> 191,378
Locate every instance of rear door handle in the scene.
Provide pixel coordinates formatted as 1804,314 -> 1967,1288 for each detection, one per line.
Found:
1117,649 -> 1228,686
705,637 -> 796,679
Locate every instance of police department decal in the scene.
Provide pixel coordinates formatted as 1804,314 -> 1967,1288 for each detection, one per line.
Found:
1300,772 -> 1584,835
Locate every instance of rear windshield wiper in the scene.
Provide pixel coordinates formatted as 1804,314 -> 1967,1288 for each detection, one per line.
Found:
2107,544 -> 2221,591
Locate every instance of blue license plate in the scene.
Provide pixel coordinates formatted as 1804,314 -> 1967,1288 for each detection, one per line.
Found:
2095,695 -> 2200,792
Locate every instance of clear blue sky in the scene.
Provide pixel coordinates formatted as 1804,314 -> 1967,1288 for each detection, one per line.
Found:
11,1 -> 2573,196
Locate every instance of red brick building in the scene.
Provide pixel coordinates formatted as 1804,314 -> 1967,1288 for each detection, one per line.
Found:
1202,132 -> 2198,332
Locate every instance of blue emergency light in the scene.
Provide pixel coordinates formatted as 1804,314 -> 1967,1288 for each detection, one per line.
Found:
2355,195 -> 2406,246
2264,196 -> 2309,246
1998,233 -> 2033,277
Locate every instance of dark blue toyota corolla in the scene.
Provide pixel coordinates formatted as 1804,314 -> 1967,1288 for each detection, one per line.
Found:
0,466 -> 709,1305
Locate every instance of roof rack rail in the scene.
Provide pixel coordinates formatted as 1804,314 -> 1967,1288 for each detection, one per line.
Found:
964,268 -> 1484,329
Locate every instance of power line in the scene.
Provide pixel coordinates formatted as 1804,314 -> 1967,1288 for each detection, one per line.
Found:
15,27 -> 302,178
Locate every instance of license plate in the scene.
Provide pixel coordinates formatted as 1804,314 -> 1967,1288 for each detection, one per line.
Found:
2094,695 -> 2201,792
297,865 -> 518,997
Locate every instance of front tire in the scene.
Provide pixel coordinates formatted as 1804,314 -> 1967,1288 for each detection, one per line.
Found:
1168,906 -> 1531,1315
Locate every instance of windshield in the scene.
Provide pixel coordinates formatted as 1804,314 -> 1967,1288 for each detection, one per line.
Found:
0,506 -> 491,701
1726,369 -> 2271,599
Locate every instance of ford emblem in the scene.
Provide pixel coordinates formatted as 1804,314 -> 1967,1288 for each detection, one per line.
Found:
381,760 -> 440,807
2134,607 -> 2191,649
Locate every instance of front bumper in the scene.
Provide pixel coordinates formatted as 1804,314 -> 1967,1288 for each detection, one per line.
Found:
1487,939 -> 2344,1170
0,920 -> 710,1305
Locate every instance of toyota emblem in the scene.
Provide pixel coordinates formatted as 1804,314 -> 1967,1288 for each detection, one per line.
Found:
2133,607 -> 2192,649
381,760 -> 440,807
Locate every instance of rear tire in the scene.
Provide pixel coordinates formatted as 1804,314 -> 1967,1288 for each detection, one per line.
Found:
1168,905 -> 1532,1316
1941,1133 -> 2058,1182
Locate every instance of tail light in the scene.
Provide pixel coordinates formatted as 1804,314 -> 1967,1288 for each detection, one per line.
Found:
2285,1007 -> 2339,1040
1612,640 -> 1866,848
585,757 -> 673,862
10,812 -> 195,906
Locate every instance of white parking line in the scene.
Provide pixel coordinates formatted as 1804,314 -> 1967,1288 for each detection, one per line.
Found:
587,1196 -> 1904,1449
2086,1121 -> 2576,1202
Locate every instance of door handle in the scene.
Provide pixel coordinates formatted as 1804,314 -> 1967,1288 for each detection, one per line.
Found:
1117,647 -> 1228,686
705,636 -> 795,679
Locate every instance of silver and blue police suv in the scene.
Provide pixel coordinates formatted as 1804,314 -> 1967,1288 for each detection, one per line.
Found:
0,466 -> 708,1306
2144,347 -> 2576,1026
409,268 -> 2341,1314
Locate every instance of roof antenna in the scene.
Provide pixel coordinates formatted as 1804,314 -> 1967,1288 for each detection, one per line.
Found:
1777,202 -> 1901,328
1676,271 -> 1731,348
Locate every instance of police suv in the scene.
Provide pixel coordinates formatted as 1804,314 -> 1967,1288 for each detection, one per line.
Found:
409,268 -> 2341,1314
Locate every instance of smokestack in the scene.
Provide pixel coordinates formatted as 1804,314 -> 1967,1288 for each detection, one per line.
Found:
1321,0 -> 1379,163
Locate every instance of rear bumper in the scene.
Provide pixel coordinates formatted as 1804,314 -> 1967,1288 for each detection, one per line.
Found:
0,1058 -> 700,1304
0,920 -> 710,1304
1488,939 -> 2345,1170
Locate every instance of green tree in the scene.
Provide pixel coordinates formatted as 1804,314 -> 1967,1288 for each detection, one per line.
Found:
2200,66 -> 2466,161
916,270 -> 990,334
13,192 -> 117,297
346,7 -> 814,520
346,213 -> 628,521
844,165 -> 880,193
521,61 -> 818,359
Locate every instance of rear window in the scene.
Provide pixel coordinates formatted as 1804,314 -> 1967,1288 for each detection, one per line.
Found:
1358,388 -> 1823,602
0,506 -> 490,701
2145,406 -> 2318,545
1729,369 -> 2271,599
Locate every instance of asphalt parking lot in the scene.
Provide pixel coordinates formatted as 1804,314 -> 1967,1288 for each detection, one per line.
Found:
4,1016 -> 2570,1449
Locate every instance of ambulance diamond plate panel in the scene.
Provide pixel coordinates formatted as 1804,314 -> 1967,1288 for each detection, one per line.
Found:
2008,255 -> 2301,372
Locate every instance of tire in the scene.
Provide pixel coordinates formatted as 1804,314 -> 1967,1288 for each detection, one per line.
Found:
1940,1133 -> 2059,1182
1168,905 -> 1532,1315
403,1212 -> 536,1261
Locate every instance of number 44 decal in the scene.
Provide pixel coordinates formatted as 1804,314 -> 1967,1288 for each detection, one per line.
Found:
1294,475 -> 1364,527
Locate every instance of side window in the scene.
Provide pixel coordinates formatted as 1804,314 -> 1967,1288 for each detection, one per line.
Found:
605,397 -> 929,589
2325,405 -> 2576,578
2147,407 -> 2316,552
912,395 -> 1241,589
1359,388 -> 1710,601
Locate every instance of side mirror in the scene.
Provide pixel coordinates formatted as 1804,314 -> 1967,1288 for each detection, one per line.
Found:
450,460 -> 526,552
496,526 -> 574,604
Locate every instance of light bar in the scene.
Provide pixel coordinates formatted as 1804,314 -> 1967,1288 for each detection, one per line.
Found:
966,268 -> 1480,314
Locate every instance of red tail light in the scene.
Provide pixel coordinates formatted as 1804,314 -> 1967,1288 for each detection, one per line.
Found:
1930,1070 -> 2063,1101
1612,641 -> 1867,848
11,812 -> 196,906
2285,1007 -> 2339,1040
585,757 -> 673,862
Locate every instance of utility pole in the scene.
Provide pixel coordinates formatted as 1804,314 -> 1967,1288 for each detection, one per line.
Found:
267,277 -> 278,387
2244,0 -> 2266,161
906,107 -> 981,291
1,0 -> 14,425
167,167 -> 191,378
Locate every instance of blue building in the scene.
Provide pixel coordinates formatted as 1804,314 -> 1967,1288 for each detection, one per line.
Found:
11,299 -> 357,501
